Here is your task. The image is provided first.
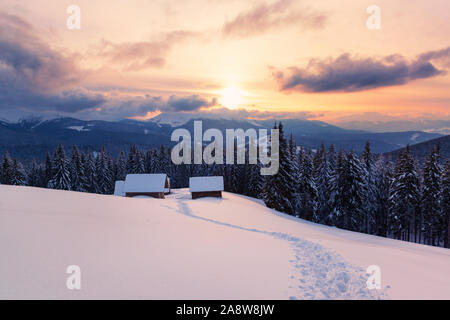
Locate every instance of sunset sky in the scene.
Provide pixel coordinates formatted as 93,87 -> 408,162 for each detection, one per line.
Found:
0,0 -> 449,123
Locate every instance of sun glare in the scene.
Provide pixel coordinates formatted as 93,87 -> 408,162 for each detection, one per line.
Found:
219,86 -> 243,109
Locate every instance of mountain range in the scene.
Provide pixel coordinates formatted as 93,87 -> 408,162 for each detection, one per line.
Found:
0,114 -> 443,161
384,135 -> 450,161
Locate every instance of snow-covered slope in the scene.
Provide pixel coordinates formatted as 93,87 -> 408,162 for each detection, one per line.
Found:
1,185 -> 449,299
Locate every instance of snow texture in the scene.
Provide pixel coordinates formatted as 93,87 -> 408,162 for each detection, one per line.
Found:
1,185 -> 449,299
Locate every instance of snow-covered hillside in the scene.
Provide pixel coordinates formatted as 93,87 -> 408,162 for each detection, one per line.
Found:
1,185 -> 449,299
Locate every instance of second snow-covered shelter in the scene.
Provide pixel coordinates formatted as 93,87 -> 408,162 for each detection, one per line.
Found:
114,180 -> 125,196
189,176 -> 224,199
124,174 -> 170,199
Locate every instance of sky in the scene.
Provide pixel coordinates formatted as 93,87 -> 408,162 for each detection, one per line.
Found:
0,0 -> 449,124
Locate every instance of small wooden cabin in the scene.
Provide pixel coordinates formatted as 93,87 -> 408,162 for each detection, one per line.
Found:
113,180 -> 125,196
123,174 -> 170,199
189,176 -> 224,199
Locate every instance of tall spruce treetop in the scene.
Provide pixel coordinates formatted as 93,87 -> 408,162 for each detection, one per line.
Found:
48,144 -> 71,190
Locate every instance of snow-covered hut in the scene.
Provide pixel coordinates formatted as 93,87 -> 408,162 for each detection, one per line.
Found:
189,176 -> 224,199
124,174 -> 169,199
114,180 -> 125,196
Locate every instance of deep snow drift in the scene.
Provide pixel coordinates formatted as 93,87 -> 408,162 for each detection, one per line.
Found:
0,185 -> 449,299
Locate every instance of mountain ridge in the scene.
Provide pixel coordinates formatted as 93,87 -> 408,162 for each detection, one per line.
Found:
0,116 -> 442,161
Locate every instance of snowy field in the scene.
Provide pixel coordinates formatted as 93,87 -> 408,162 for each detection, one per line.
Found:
0,185 -> 449,299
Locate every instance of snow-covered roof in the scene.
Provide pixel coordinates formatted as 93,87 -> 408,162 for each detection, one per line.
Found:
189,176 -> 224,192
114,181 -> 125,196
124,174 -> 168,193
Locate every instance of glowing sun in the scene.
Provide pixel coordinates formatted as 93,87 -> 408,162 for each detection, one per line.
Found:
219,86 -> 244,109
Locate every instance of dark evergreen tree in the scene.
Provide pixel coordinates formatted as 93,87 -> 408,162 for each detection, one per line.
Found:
314,143 -> 333,224
361,142 -> 376,234
298,149 -> 318,221
44,151 -> 53,187
116,151 -> 127,180
261,122 -> 297,215
374,156 -> 392,237
11,158 -> 27,186
442,160 -> 450,248
83,152 -> 95,193
70,146 -> 85,192
94,147 -> 112,194
126,145 -> 138,174
422,147 -> 442,246
389,146 -> 421,241
1,152 -> 14,185
28,161 -> 42,187
48,145 -> 71,190
341,151 -> 367,231
329,149 -> 346,227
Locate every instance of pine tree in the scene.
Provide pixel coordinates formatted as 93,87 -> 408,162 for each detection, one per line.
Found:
298,149 -> 318,221
389,146 -> 421,241
83,152 -> 95,193
116,151 -> 127,180
341,151 -> 367,232
126,145 -> 138,174
48,145 -> 71,190
442,160 -> 450,248
1,152 -> 14,185
11,159 -> 27,186
28,161 -> 42,187
261,122 -> 297,215
374,156 -> 392,237
157,145 -> 170,175
329,149 -> 346,227
70,146 -> 85,192
247,161 -> 262,198
144,150 -> 153,174
361,142 -> 376,234
135,149 -> 145,174
94,147 -> 112,194
422,147 -> 442,246
44,151 -> 53,187
314,143 -> 333,224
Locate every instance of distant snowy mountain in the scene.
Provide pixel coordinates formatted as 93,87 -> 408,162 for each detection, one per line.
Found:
1,185 -> 449,299
385,134 -> 450,161
149,112 -> 215,126
337,119 -> 450,135
0,115 -> 442,161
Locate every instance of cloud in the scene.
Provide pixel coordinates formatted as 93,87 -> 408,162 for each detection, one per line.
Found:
223,0 -> 326,38
274,49 -> 449,93
85,94 -> 218,120
167,95 -> 217,112
0,12 -> 104,114
417,47 -> 450,68
96,31 -> 199,71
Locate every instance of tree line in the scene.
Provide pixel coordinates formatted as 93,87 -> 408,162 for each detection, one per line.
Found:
1,122 -> 449,248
